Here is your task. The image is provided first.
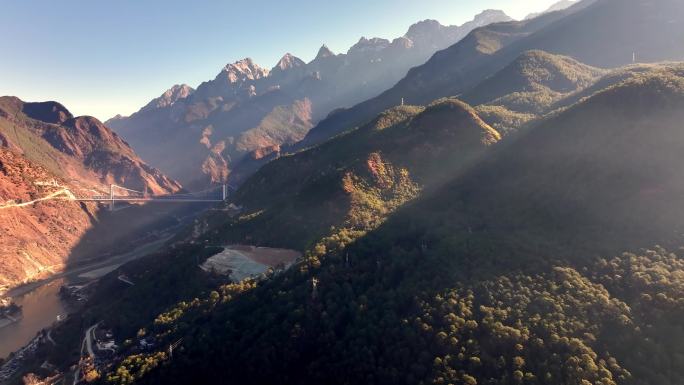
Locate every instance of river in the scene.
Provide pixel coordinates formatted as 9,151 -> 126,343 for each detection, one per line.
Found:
0,278 -> 70,359
0,236 -> 171,360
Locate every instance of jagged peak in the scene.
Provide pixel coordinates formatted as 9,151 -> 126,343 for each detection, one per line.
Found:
348,37 -> 391,54
462,9 -> 513,29
166,84 -> 194,96
315,44 -> 335,60
390,36 -> 414,50
273,53 -> 306,72
141,84 -> 194,112
405,10 -> 511,42
405,19 -> 445,40
219,58 -> 270,82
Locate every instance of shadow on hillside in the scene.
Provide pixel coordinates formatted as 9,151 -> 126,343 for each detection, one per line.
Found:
62,200 -> 217,283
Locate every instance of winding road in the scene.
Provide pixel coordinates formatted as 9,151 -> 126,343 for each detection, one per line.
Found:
0,188 -> 75,210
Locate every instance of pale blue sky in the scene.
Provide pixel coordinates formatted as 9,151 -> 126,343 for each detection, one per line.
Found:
0,0 -> 557,120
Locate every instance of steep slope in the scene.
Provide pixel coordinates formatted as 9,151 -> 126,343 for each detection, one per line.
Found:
139,84 -> 194,113
0,149 -> 98,292
463,50 -> 605,134
100,68 -> 684,385
0,97 -> 181,194
106,11 -> 512,187
463,50 -> 605,113
200,98 -> 499,250
301,0 -> 684,147
0,97 -> 181,291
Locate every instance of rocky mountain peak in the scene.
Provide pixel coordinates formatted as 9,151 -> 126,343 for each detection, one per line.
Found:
348,37 -> 391,54
219,58 -> 269,84
141,84 -> 194,113
315,45 -> 335,60
404,11 -> 512,49
471,9 -> 513,25
273,53 -> 306,72
405,19 -> 445,41
390,37 -> 414,50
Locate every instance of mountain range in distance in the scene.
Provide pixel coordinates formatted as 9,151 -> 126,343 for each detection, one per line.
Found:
105,10 -> 513,188
299,0 -> 684,148
525,0 -> 580,19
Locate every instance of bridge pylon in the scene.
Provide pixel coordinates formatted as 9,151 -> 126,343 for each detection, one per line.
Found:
109,184 -> 114,211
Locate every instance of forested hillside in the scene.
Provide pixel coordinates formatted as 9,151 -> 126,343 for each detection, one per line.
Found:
196,98 -> 499,251
301,0 -> 684,148
96,68 -> 684,385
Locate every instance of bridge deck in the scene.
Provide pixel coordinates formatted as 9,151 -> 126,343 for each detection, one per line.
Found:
77,198 -> 224,203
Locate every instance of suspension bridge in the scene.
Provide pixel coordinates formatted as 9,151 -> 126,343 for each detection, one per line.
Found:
0,183 -> 233,211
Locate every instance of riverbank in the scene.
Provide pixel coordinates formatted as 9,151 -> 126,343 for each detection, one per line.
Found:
0,235 -> 171,360
6,236 -> 171,299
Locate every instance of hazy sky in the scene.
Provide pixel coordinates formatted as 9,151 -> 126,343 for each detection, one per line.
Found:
0,0 -> 558,120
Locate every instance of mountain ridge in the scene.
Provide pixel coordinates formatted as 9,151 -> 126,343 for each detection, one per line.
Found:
299,0 -> 684,149
0,96 -> 182,291
105,10 -> 513,187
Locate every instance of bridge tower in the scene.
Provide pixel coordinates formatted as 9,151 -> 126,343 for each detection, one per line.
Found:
109,184 -> 114,211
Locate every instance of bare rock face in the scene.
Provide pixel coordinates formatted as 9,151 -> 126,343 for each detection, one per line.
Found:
270,54 -> 308,84
315,45 -> 335,60
348,37 -> 391,54
219,58 -> 269,84
406,10 -> 513,52
250,144 -> 281,160
273,53 -> 305,72
140,84 -> 194,113
0,148 -> 97,291
0,96 -> 182,292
